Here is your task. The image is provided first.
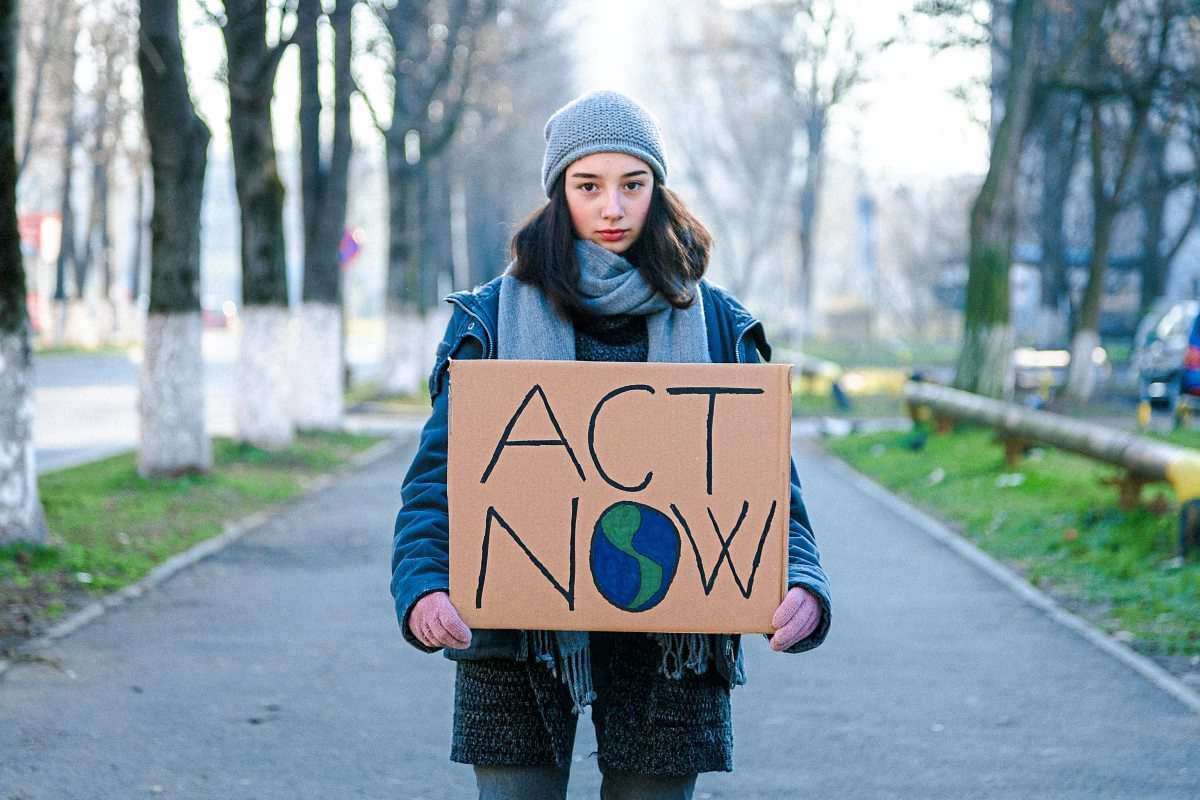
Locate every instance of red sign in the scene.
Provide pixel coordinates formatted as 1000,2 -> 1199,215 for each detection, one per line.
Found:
338,227 -> 362,269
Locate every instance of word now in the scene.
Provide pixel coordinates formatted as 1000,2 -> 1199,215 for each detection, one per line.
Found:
474,496 -> 778,613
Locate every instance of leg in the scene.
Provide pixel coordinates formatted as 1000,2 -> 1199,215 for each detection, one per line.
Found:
474,764 -> 571,800
599,769 -> 697,800
590,633 -> 733,777
451,659 -> 577,770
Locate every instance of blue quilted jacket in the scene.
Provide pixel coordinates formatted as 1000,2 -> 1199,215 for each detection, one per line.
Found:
390,275 -> 832,687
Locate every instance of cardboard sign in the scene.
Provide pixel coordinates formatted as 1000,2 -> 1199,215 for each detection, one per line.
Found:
447,359 -> 792,634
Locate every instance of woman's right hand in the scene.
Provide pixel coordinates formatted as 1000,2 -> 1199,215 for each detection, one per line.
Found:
409,591 -> 473,650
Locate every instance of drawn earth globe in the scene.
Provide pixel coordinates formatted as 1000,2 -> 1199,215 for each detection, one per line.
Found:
590,501 -> 681,612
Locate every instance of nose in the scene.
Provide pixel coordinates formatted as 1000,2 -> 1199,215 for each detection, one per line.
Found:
601,188 -> 624,221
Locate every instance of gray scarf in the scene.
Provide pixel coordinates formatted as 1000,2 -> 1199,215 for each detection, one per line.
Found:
497,239 -> 713,713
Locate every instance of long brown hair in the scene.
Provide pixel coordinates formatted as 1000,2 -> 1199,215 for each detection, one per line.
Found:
509,175 -> 713,319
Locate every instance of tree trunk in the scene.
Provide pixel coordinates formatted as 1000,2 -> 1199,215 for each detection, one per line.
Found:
223,1 -> 293,448
382,143 -> 424,395
294,301 -> 343,428
1065,166 -> 1114,399
377,0 -> 492,394
1035,95 -> 1080,346
952,0 -> 1039,398
797,107 -> 826,340
15,0 -> 65,179
1065,96 -> 1148,401
138,0 -> 212,476
294,0 -> 351,430
463,158 -> 508,287
954,247 -> 1016,398
52,12 -> 78,310
1138,127 -> 1169,314
421,153 -> 453,309
128,163 -> 145,302
235,305 -> 293,448
84,151 -> 115,336
298,0 -> 320,295
1,0 -> 48,544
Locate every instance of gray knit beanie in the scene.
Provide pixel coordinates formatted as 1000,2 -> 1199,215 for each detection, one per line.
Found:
541,90 -> 668,197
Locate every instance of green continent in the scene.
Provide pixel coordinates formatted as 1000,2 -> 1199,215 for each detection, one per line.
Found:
600,503 -> 662,609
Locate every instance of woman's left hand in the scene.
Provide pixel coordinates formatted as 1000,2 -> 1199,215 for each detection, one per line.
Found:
768,586 -> 821,651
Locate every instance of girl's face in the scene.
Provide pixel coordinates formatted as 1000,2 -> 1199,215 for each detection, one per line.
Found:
563,152 -> 654,255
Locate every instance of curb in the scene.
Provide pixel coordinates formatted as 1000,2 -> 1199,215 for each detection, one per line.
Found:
0,433 -> 409,681
815,444 -> 1200,716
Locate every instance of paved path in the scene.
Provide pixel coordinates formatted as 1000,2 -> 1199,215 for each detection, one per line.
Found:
2,434 -> 1198,799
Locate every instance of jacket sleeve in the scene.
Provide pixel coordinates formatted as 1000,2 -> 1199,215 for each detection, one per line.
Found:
740,321 -> 832,653
782,458 -> 832,653
389,311 -> 483,653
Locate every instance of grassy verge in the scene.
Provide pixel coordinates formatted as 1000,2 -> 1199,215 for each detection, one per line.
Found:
790,368 -> 910,419
823,427 -> 1200,670
0,431 -> 384,654
344,381 -> 430,414
33,343 -> 134,358
784,338 -> 959,369
793,392 -> 905,418
1150,428 -> 1200,450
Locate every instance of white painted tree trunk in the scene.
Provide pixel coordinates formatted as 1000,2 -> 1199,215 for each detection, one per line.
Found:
956,321 -> 1016,400
292,301 -> 343,430
1065,328 -> 1101,401
138,311 -> 211,477
381,308 -> 450,397
381,310 -> 423,397
0,331 -> 47,544
62,298 -> 100,348
235,305 -> 295,449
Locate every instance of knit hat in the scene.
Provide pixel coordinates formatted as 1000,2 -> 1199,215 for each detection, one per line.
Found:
541,90 -> 668,197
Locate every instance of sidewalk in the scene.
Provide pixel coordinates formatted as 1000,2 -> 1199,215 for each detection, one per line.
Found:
1,433 -> 1198,798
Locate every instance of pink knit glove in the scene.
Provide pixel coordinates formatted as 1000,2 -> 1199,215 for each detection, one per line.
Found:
769,586 -> 821,651
409,591 -> 472,650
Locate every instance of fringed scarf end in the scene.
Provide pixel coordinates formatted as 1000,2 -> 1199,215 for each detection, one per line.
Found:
530,631 -> 713,714
529,630 -> 594,715
655,633 -> 711,679
562,647 -> 596,715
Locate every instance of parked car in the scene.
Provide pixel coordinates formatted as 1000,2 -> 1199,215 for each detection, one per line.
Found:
1132,300 -> 1200,408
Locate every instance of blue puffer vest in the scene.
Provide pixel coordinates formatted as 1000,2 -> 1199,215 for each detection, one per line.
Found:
390,275 -> 832,687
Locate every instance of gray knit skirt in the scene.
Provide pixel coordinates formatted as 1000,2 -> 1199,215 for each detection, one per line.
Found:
450,632 -> 733,776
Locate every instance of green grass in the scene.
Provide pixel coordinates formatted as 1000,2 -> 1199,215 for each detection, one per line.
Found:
792,392 -> 905,418
784,338 -> 960,369
824,428 -> 1200,658
1151,427 -> 1200,450
344,380 -> 430,413
0,431 -> 383,647
33,343 -> 133,358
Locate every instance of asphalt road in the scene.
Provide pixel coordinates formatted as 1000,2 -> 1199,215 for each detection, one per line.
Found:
33,332 -> 388,474
33,339 -> 236,474
2,434 -> 1198,799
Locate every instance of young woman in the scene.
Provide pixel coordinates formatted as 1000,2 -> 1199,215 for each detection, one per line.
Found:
391,90 -> 831,800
